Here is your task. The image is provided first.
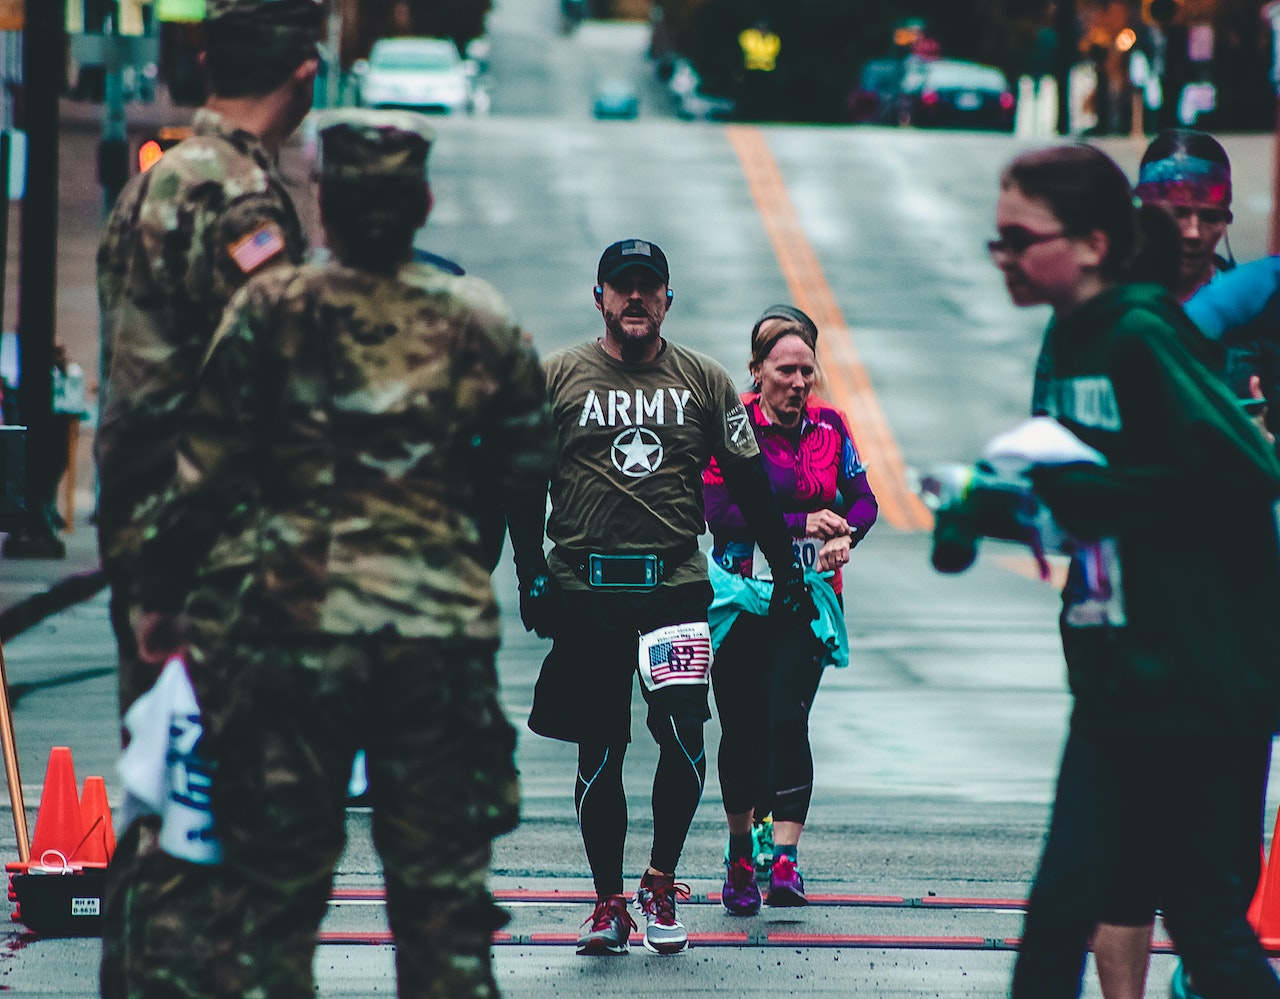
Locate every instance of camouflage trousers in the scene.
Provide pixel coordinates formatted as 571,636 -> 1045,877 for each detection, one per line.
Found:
101,631 -> 519,998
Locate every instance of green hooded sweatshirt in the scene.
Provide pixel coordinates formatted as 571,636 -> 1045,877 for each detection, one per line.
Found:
1030,282 -> 1280,737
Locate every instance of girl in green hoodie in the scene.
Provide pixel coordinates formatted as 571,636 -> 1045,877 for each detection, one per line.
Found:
994,143 -> 1280,999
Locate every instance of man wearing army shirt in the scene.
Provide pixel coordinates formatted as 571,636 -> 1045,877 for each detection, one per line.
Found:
94,0 -> 321,994
508,238 -> 817,956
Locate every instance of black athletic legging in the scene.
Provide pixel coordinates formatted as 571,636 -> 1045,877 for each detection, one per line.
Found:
1013,729 -> 1280,998
575,711 -> 706,898
712,612 -> 825,825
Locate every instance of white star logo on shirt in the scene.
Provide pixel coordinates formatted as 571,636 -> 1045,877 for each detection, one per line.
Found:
611,427 -> 664,477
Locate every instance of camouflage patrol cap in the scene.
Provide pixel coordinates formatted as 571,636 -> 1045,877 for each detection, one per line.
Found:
317,109 -> 434,187
205,0 -> 323,59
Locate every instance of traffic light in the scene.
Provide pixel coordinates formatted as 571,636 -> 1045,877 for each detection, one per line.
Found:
136,126 -> 191,173
892,18 -> 926,51
739,26 -> 781,73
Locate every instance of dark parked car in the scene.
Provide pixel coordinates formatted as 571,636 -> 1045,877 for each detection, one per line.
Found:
846,57 -> 904,124
896,59 -> 1015,131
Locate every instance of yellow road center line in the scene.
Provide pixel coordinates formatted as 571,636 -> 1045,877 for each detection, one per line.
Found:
726,125 -> 933,531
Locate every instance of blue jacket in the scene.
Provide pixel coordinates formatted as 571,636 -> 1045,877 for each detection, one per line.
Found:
1185,256 -> 1280,341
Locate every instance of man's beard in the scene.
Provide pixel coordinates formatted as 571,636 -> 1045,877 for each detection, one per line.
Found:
604,306 -> 662,361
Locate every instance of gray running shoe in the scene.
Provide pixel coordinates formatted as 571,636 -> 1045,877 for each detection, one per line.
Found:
576,895 -> 636,955
635,872 -> 691,954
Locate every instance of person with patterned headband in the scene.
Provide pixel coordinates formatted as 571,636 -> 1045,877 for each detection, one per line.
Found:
130,108 -> 555,998
1133,128 -> 1234,305
1132,128 -> 1280,448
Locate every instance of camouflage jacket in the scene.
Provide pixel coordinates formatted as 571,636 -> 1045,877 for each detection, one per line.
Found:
95,108 -> 307,576
141,258 -> 554,642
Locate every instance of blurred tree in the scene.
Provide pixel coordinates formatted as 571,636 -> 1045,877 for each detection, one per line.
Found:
1199,0 -> 1276,130
655,0 -> 1276,126
653,0 -> 1053,121
404,0 -> 491,52
344,0 -> 490,63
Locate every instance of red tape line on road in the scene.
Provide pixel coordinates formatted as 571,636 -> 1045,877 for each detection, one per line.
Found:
318,930 -> 1013,950
316,930 -> 1188,953
709,891 -> 909,906
316,926 -> 1193,954
492,889 -> 598,903
766,932 -> 997,950
918,896 -> 1027,910
330,887 -> 1023,910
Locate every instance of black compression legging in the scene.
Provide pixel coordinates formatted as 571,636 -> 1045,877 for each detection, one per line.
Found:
576,713 -> 706,898
712,613 -> 824,824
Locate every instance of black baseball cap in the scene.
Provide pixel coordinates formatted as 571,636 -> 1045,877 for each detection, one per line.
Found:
597,239 -> 669,286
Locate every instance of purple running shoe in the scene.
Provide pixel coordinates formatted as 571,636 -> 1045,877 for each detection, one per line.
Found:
721,856 -> 762,916
766,855 -> 807,907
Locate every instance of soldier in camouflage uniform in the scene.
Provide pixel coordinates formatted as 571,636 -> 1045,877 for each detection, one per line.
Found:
94,1 -> 321,994
96,0 -> 321,718
130,109 -> 554,998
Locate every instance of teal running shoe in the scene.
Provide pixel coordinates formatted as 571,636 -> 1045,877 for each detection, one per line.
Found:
752,816 -> 774,876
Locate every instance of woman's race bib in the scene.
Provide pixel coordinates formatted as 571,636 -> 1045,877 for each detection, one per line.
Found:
637,621 -> 713,691
750,537 -> 822,580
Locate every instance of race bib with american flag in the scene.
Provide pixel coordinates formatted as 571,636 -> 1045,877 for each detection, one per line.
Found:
637,621 -> 712,692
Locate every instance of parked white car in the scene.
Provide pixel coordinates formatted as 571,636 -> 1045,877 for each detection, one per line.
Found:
353,37 -> 473,115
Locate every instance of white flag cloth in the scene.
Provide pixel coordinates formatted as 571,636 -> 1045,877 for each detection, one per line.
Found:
117,656 -> 222,864
982,416 -> 1107,476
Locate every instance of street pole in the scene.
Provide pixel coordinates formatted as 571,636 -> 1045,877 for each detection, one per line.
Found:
1274,103 -> 1280,257
1266,2 -> 1280,255
0,133 -> 9,345
11,0 -> 64,555
100,3 -> 129,213
1054,0 -> 1078,135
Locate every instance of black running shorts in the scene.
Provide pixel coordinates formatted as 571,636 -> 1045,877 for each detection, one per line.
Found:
528,581 -> 713,744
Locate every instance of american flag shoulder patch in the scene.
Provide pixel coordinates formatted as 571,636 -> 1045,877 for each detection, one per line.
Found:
637,621 -> 712,692
228,224 -> 286,274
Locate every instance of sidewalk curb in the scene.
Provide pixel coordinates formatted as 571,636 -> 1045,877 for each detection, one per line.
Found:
0,568 -> 108,644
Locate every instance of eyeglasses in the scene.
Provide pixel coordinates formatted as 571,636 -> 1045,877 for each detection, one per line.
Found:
986,229 -> 1068,257
1166,205 -> 1232,227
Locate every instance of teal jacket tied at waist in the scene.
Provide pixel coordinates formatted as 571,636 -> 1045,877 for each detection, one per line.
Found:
706,554 -> 848,669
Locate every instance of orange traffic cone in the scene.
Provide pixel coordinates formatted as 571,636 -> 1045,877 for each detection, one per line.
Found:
1252,806 -> 1280,949
28,747 -> 82,867
1248,842 -> 1267,931
75,776 -> 114,866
